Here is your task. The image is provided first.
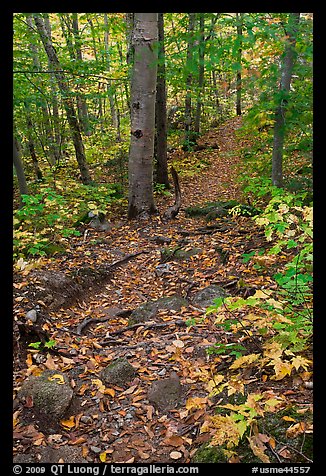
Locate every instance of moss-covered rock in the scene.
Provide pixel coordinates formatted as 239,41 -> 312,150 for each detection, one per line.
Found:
160,247 -> 202,262
192,444 -> 228,463
192,284 -> 228,309
185,200 -> 260,220
128,295 -> 188,326
100,358 -> 136,387
18,370 -> 73,421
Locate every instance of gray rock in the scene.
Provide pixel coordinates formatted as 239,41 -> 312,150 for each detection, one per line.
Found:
26,309 -> 38,323
100,358 -> 136,387
18,445 -> 88,463
128,295 -> 188,325
148,371 -> 182,410
18,370 -> 73,421
192,284 -> 228,309
160,247 -> 203,262
155,263 -> 172,277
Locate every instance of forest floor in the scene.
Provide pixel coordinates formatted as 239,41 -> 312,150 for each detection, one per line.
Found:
13,117 -> 313,464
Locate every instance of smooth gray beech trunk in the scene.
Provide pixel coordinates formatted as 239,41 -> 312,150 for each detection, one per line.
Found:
33,14 -> 92,185
128,13 -> 158,219
271,13 -> 300,187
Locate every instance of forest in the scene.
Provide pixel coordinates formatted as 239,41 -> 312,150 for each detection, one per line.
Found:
13,13 -> 313,467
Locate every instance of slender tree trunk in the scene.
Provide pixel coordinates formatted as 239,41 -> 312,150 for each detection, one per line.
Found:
24,102 -> 43,180
125,14 -> 134,114
43,14 -> 62,164
236,13 -> 244,116
13,138 -> 29,205
72,13 -> 91,136
272,13 -> 300,187
155,13 -> 170,188
194,13 -> 205,135
184,13 -> 196,149
128,13 -> 158,219
33,14 -> 92,185
212,70 -> 221,115
26,13 -> 57,165
104,13 -> 118,129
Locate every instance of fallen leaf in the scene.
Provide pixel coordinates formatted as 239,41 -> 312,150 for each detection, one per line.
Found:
170,451 -> 182,460
164,435 -> 185,447
48,374 -> 65,385
60,416 -> 75,429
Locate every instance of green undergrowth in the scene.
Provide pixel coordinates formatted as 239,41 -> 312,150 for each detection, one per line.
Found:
13,179 -> 123,260
196,180 -> 313,462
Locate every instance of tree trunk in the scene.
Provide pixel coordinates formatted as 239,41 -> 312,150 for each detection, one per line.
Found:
72,13 -> 91,136
194,13 -> 205,135
33,14 -> 92,185
155,13 -> 170,188
24,101 -> 43,180
13,138 -> 29,206
184,13 -> 196,149
104,13 -> 118,130
272,13 -> 300,187
128,13 -> 158,219
26,13 -> 58,166
236,13 -> 244,116
43,14 -> 62,164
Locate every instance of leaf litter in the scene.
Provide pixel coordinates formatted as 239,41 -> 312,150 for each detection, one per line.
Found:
13,117 -> 312,464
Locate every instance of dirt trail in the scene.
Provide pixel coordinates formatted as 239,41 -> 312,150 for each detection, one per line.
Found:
14,117 -> 259,464
180,116 -> 244,206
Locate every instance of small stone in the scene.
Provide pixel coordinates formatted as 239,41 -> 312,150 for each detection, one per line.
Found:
90,446 -> 102,454
26,309 -> 38,323
80,415 -> 92,424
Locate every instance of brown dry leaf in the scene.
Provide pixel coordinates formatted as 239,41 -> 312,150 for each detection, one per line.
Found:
286,422 -> 306,439
164,435 -> 185,447
146,405 -> 154,420
71,437 -> 86,445
123,384 -> 138,395
248,435 -> 270,463
45,353 -> 58,370
138,450 -> 150,459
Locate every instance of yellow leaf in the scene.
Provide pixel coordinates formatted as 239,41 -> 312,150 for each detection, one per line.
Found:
60,416 -> 75,429
291,356 -> 312,372
48,374 -> 65,385
270,359 -> 293,380
186,396 -> 207,411
104,388 -> 116,397
229,353 -> 260,370
253,289 -> 272,299
282,416 -> 296,422
99,451 -> 107,463
91,378 -> 106,393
